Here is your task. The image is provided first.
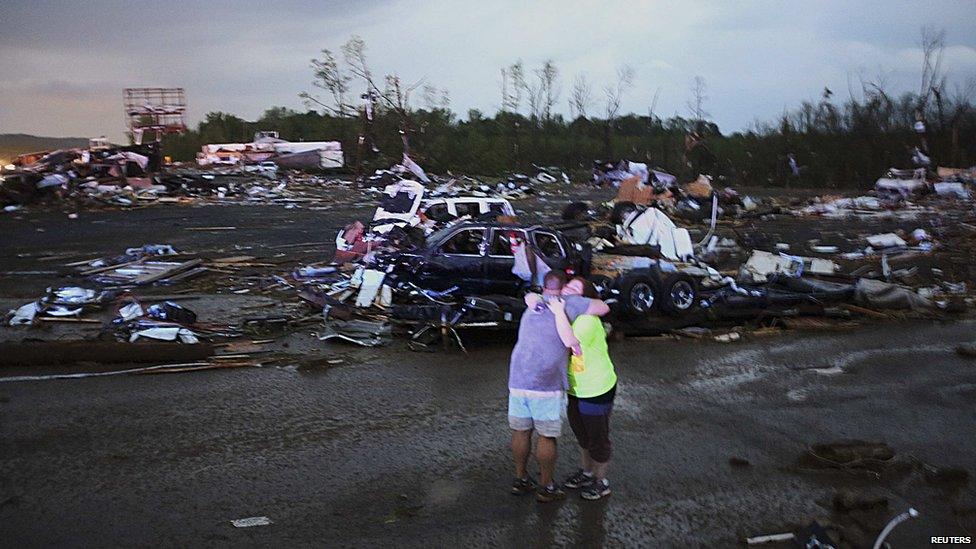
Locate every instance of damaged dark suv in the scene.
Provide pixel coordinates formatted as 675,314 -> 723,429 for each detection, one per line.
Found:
381,221 -> 589,295
379,220 -> 700,322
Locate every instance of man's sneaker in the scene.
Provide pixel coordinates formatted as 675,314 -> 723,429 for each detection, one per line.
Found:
536,484 -> 566,503
511,476 -> 537,495
580,479 -> 611,500
563,469 -> 595,489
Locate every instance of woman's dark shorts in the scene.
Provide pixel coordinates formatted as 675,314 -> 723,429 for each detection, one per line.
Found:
566,384 -> 616,463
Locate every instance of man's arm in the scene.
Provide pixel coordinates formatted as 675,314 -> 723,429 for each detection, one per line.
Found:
585,298 -> 610,317
548,297 -> 581,354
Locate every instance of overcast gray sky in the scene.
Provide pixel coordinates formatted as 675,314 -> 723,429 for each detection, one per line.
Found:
1,0 -> 974,140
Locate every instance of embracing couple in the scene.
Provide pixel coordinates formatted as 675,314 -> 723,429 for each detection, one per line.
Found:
507,270 -> 618,502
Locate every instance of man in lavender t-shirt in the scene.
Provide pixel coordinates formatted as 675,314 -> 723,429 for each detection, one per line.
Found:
508,271 -> 609,502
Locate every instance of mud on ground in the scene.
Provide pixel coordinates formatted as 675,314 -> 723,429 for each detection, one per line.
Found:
1,185 -> 974,546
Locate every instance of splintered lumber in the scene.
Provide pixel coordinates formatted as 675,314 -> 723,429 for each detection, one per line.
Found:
210,256 -> 256,264
134,259 -> 204,285
161,267 -> 209,283
138,361 -> 255,374
38,317 -> 102,324
840,303 -> 892,319
80,258 -> 146,276
63,257 -> 105,266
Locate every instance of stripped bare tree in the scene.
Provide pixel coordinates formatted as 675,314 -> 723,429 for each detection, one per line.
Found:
604,65 -> 634,121
341,35 -> 426,154
687,75 -> 710,122
602,65 -> 635,157
501,61 -> 525,114
518,59 -> 560,123
423,83 -> 439,111
300,49 -> 353,118
647,86 -> 662,120
918,27 -> 946,112
439,88 -> 450,110
537,60 -> 561,122
523,70 -> 542,120
500,67 -> 509,112
569,73 -> 593,119
500,61 -> 526,167
300,49 -> 355,172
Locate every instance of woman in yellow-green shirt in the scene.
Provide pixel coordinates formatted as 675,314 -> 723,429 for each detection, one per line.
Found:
550,277 -> 617,501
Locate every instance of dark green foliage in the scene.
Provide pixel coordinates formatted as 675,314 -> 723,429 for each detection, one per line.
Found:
161,91 -> 975,188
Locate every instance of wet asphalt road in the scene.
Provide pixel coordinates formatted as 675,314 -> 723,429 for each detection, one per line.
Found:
1,200 -> 975,547
2,319 -> 975,547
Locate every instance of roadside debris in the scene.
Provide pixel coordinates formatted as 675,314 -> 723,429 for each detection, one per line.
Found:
744,532 -> 794,545
197,131 -> 342,170
130,326 -> 200,344
873,508 -> 920,549
3,136 -> 974,358
6,287 -> 110,326
229,516 -> 273,528
317,319 -> 391,347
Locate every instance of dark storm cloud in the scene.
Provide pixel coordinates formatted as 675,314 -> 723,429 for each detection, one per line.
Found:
1,0 -> 973,139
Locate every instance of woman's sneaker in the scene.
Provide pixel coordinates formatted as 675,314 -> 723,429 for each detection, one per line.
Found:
580,479 -> 611,500
536,484 -> 566,503
563,469 -> 595,489
510,476 -> 537,495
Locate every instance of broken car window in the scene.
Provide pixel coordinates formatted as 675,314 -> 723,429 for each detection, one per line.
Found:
440,228 -> 486,255
490,229 -> 525,256
455,202 -> 482,218
424,202 -> 452,222
379,191 -> 415,214
533,231 -> 563,258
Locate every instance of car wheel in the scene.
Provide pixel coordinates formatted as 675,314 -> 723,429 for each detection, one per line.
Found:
617,275 -> 658,318
661,275 -> 698,315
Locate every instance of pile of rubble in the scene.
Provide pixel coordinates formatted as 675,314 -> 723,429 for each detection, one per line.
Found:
266,162 -> 975,349
5,147 -> 974,355
1,142 -> 164,209
0,148 -> 357,211
0,140 -> 570,215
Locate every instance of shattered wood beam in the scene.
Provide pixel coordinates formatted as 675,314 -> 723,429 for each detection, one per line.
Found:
134,259 -> 204,285
80,258 -> 146,276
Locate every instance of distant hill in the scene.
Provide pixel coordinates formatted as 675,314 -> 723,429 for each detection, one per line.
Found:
0,134 -> 90,162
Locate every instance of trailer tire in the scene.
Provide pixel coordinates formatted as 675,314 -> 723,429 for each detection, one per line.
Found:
617,274 -> 658,318
660,274 -> 698,315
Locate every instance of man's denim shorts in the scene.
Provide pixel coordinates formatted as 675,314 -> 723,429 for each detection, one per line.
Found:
508,390 -> 565,437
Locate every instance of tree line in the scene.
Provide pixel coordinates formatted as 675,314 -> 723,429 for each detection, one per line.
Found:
163,30 -> 976,188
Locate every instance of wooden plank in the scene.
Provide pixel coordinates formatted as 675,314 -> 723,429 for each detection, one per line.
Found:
131,295 -> 203,302
206,262 -> 276,268
139,361 -> 255,374
134,259 -> 204,285
161,267 -> 209,283
38,317 -> 102,324
64,257 -> 104,267
268,241 -> 329,249
80,258 -> 146,276
210,256 -> 256,264
840,303 -> 891,319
